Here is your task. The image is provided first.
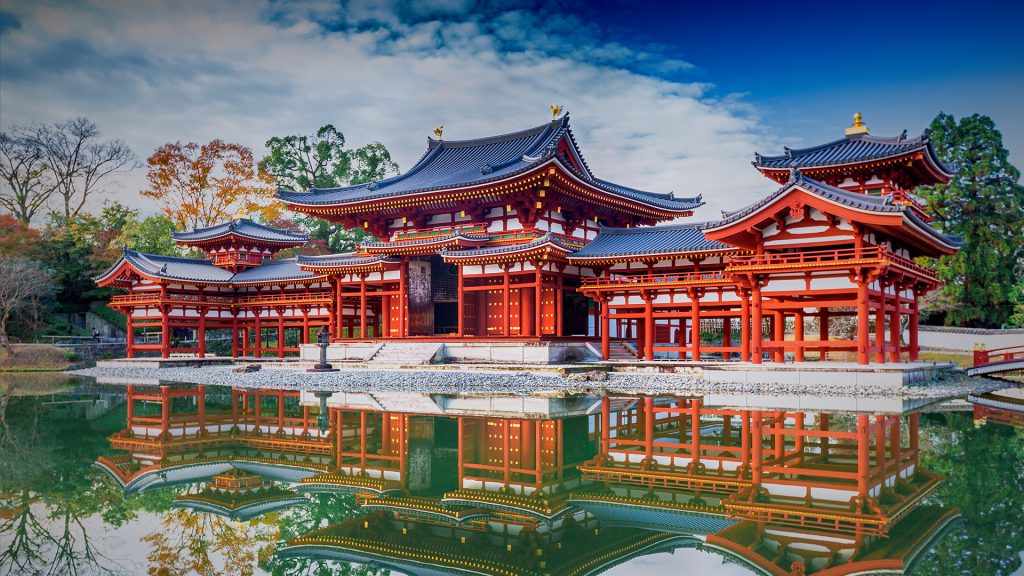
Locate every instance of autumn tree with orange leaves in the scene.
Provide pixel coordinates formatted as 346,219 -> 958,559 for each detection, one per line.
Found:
141,140 -> 281,230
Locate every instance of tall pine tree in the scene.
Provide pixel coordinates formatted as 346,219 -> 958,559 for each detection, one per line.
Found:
917,113 -> 1024,327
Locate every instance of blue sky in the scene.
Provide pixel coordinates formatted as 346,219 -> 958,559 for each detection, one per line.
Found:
1,0 -> 1021,219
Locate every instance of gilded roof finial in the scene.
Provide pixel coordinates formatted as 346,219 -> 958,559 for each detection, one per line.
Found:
845,112 -> 870,136
551,104 -> 564,119
432,125 -> 444,139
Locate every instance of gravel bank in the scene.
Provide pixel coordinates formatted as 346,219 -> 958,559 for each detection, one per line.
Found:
69,365 -> 1013,400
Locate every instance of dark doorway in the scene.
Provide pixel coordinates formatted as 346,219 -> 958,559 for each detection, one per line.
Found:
562,289 -> 590,336
434,302 -> 458,335
430,255 -> 459,335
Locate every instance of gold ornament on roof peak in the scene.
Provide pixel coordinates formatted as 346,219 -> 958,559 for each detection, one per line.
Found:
845,112 -> 870,136
551,105 -> 564,119
433,125 -> 444,139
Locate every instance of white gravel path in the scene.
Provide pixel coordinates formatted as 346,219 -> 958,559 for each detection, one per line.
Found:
69,365 -> 1014,400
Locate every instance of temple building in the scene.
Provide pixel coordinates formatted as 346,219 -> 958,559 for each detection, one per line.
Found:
97,113 -> 958,365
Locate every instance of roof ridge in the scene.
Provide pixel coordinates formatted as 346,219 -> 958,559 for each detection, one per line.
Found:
427,116 -> 567,149
598,222 -> 708,235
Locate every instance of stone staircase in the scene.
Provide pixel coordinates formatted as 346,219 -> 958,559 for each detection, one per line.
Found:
368,342 -> 444,365
605,342 -> 639,361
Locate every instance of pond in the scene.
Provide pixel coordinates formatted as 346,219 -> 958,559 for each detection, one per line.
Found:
0,375 -> 1022,576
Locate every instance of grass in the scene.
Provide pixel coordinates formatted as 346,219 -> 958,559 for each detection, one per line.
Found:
918,351 -> 974,368
0,344 -> 76,372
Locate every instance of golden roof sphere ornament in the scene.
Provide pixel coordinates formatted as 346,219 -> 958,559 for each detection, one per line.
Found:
845,112 -> 870,136
551,105 -> 564,119
432,125 -> 444,139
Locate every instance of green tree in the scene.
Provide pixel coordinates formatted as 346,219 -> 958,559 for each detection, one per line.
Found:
258,125 -> 399,253
917,112 -> 1024,327
116,215 -> 180,257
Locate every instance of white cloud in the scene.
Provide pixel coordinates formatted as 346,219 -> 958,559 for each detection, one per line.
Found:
0,0 -> 781,222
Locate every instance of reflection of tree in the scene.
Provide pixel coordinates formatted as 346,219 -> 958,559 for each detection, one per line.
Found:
142,508 -> 279,576
913,413 -> 1024,576
0,392 -> 167,575
260,493 -> 387,576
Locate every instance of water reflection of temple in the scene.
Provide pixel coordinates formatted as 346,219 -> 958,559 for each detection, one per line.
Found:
94,385 -> 959,575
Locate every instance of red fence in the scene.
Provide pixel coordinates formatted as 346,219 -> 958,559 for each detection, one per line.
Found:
974,345 -> 1024,367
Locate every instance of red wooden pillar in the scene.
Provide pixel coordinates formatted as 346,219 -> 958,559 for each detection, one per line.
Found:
875,283 -> 887,364
820,413 -> 830,460
277,390 -> 285,430
889,290 -> 902,363
643,294 -> 654,360
909,291 -> 920,362
301,308 -> 309,345
327,280 -> 337,339
600,297 -> 610,360
335,281 -> 344,338
399,260 -> 408,337
555,270 -> 564,337
857,278 -> 870,365
502,265 -> 511,337
534,265 -> 543,336
457,265 -> 465,337
793,309 -> 804,362
690,398 -> 702,467
689,289 -> 701,361
231,315 -> 239,358
502,419 -> 512,486
751,283 -> 763,365
359,276 -> 368,339
125,311 -> 135,358
740,291 -> 750,362
231,389 -> 238,423
160,305 -> 170,359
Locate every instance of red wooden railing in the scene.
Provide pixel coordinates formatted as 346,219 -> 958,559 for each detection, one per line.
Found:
109,291 -> 331,306
974,345 -> 1024,367
729,246 -> 936,280
581,270 -> 729,288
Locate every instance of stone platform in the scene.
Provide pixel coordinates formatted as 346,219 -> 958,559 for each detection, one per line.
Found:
614,360 -> 957,387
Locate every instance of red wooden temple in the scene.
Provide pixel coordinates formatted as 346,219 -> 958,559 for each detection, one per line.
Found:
97,113 -> 958,364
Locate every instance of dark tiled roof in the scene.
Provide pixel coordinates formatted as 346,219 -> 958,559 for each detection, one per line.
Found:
707,170 -> 900,230
277,116 -> 702,212
295,253 -> 399,268
703,171 -> 961,248
96,249 -> 320,284
172,218 -> 308,244
231,259 -> 317,283
96,249 -> 234,283
754,132 -> 955,175
442,233 -> 575,258
359,232 -> 491,249
571,223 -> 730,259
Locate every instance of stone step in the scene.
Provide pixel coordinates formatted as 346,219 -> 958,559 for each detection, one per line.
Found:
368,342 -> 443,365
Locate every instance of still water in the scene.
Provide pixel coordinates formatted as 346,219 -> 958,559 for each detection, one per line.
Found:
1,376 -> 1022,576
